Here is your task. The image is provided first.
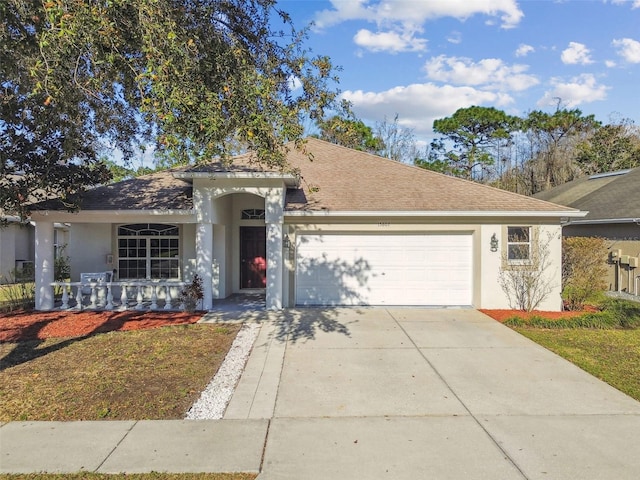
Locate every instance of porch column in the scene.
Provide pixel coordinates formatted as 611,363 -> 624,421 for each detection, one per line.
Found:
266,222 -> 283,310
196,222 -> 214,310
265,188 -> 285,310
35,221 -> 55,310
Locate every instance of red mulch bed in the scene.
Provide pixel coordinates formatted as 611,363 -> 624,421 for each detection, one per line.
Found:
480,309 -> 593,323
0,310 -> 204,342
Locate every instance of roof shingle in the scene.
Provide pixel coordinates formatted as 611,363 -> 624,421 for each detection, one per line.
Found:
41,138 -> 577,214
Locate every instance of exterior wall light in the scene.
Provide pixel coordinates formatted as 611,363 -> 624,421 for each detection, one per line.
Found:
283,234 -> 291,250
490,233 -> 499,252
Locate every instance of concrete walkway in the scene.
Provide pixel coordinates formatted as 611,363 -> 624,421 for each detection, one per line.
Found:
2,308 -> 640,478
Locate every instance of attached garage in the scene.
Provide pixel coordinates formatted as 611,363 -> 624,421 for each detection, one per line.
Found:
295,233 -> 473,306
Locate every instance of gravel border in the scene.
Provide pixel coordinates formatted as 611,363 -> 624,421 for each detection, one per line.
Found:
185,322 -> 261,420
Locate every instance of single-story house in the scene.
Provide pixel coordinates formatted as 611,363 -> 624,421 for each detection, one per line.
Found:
534,167 -> 640,293
30,138 -> 585,311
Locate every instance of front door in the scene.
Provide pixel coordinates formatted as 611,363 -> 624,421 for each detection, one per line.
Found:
240,226 -> 267,289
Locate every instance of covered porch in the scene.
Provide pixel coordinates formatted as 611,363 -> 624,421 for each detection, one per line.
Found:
31,171 -> 297,312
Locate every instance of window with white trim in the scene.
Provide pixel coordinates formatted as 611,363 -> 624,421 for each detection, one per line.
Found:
507,226 -> 531,262
117,224 -> 180,279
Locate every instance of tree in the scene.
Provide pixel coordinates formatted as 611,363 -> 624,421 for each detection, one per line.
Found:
429,106 -> 519,180
1,0 -> 338,220
316,100 -> 383,153
575,120 -> 640,175
374,114 -> 418,163
522,108 -> 600,193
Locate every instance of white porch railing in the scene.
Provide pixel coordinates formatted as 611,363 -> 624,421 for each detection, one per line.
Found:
51,281 -> 186,311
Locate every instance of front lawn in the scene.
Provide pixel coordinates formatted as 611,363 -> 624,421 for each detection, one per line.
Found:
483,298 -> 640,403
0,323 -> 240,421
514,327 -> 640,402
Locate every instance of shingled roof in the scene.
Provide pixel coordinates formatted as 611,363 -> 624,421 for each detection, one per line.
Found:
534,168 -> 640,221
40,138 -> 579,214
277,139 -> 576,213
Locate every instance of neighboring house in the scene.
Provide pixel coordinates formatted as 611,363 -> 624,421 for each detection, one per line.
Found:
535,167 -> 640,294
30,138 -> 583,311
0,219 -> 69,284
0,218 -> 34,283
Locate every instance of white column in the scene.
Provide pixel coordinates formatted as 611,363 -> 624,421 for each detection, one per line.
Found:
35,221 -> 55,310
194,184 -> 214,311
266,222 -> 283,310
265,187 -> 285,310
196,222 -> 214,310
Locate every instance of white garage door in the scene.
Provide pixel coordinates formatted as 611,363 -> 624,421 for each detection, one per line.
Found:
295,234 -> 473,306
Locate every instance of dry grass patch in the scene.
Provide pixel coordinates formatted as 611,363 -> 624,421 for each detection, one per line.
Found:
0,324 -> 241,421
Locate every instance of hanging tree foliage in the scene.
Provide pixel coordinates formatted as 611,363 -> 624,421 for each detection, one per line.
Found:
1,0 -> 339,220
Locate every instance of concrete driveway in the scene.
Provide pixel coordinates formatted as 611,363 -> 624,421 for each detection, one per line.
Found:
226,307 -> 640,480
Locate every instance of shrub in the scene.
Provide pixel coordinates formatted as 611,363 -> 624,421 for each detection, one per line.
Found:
0,270 -> 35,312
562,237 -> 608,310
498,230 -> 557,312
179,274 -> 204,312
504,298 -> 640,329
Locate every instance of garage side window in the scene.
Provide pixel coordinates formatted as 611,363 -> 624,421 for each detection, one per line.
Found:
117,224 -> 180,279
507,226 -> 531,263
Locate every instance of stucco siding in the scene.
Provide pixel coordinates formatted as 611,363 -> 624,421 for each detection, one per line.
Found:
68,223 -> 113,281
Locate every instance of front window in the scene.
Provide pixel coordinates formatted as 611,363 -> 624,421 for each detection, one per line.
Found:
117,224 -> 180,279
507,226 -> 531,262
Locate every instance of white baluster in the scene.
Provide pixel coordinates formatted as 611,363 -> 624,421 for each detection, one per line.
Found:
89,284 -> 98,309
61,285 -> 69,309
136,285 -> 144,310
75,285 -> 83,310
150,284 -> 158,310
164,285 -> 173,310
120,285 -> 128,310
106,283 -> 114,310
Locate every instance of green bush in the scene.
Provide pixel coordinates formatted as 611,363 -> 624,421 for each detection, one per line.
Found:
0,271 -> 35,312
562,237 -> 608,310
504,299 -> 640,330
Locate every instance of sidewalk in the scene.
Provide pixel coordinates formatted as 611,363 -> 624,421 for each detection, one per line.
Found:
2,308 -> 640,478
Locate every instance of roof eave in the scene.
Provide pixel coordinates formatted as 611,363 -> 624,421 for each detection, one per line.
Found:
284,209 -> 587,218
565,217 -> 640,225
174,171 -> 299,187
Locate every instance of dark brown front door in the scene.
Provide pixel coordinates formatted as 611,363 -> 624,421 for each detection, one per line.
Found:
240,226 -> 267,289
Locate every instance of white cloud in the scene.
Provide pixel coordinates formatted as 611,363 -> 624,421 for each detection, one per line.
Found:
537,74 -> 609,108
342,83 -> 514,136
353,29 -> 427,53
314,0 -> 524,53
424,55 -> 539,92
610,0 -> 640,8
447,31 -> 462,44
315,0 -> 523,29
605,59 -> 617,67
288,75 -> 302,91
515,44 -> 534,57
612,38 -> 640,63
561,42 -> 594,65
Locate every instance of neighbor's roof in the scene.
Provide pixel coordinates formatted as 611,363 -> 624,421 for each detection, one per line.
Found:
534,167 -> 640,222
39,137 -> 580,215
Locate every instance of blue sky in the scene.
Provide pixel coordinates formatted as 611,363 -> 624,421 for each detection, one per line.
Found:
280,0 -> 640,144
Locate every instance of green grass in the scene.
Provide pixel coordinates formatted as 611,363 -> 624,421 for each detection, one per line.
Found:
503,298 -> 640,402
504,298 -> 640,329
513,326 -> 640,402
